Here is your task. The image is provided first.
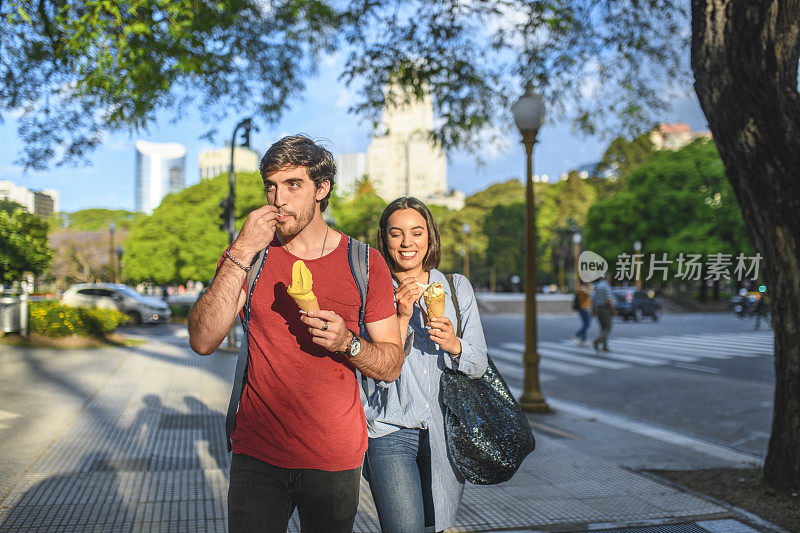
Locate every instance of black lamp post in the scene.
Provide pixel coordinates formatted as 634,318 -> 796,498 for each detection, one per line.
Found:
511,81 -> 549,413
224,118 -> 255,348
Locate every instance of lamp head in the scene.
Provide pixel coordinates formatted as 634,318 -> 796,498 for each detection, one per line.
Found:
511,80 -> 546,135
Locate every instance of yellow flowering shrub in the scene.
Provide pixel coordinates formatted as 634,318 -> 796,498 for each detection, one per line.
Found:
30,301 -> 130,338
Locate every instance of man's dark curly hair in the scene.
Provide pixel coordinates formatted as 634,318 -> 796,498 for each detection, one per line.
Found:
259,135 -> 336,211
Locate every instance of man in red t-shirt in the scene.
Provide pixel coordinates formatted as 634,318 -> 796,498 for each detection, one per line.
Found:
188,135 -> 402,532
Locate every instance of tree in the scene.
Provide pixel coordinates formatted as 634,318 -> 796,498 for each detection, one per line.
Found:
586,140 -> 750,284
0,207 -> 53,284
2,0 -> 339,169
124,172 -> 264,283
329,189 -> 386,247
64,209 -> 144,232
692,0 -> 800,490
48,227 -> 121,285
595,132 -> 657,181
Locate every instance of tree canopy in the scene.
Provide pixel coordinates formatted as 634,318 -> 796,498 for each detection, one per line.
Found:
0,207 -> 53,283
2,0 -> 339,169
123,172 -> 265,283
586,139 -> 750,281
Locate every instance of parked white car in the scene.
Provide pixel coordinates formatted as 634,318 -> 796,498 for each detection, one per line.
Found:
61,283 -> 171,325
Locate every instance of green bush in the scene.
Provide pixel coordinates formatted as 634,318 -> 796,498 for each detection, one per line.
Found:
169,303 -> 192,320
30,301 -> 130,338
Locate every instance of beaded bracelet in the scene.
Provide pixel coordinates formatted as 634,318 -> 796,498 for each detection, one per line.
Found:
225,250 -> 251,272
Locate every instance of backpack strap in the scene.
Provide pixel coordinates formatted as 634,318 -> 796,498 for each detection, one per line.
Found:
347,237 -> 375,399
445,273 -> 462,337
224,246 -> 268,452
347,237 -> 370,340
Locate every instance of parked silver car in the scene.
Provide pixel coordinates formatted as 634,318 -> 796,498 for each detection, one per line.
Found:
61,283 -> 171,325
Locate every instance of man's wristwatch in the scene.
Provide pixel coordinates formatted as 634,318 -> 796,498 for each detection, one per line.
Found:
342,330 -> 362,358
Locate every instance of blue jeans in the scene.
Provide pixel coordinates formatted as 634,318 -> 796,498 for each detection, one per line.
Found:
365,427 -> 434,532
575,309 -> 591,341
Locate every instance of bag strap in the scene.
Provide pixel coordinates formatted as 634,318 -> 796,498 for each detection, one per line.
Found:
347,237 -> 374,398
224,246 -> 269,451
445,273 -> 462,337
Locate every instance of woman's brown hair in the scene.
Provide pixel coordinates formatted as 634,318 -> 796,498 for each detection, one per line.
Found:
377,197 -> 441,273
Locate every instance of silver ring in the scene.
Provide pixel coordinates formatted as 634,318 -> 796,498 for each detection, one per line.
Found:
322,322 -> 328,332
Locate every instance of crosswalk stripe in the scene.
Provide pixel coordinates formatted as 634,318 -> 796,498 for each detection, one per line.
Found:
500,343 -> 629,370
643,337 -> 763,357
671,335 -> 773,352
489,347 -> 593,376
582,340 -> 702,363
489,331 -> 775,378
613,338 -> 733,359
538,341 -> 663,366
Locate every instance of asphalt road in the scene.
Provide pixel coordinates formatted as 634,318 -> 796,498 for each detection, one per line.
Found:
482,311 -> 774,458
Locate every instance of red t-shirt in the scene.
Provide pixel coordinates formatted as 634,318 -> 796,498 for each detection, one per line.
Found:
224,233 -> 396,471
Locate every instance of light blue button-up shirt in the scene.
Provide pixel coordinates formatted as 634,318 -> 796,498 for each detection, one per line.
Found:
364,269 -> 488,531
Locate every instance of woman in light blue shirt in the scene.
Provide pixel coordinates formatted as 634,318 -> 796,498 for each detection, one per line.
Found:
364,197 -> 488,532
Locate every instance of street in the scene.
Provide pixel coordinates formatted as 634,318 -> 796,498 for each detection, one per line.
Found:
0,310 -> 776,531
482,312 -> 774,457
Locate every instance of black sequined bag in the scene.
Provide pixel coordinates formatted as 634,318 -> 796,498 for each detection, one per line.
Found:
440,275 -> 535,485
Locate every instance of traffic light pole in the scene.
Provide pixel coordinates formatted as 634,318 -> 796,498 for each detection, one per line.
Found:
225,118 -> 254,349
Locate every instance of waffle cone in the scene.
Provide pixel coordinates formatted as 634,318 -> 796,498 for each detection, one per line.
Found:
425,293 -> 446,319
293,296 -> 319,312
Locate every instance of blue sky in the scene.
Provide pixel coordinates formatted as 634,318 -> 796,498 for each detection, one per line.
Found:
0,53 -> 708,213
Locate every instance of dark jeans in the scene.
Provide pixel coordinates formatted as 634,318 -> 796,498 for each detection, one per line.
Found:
365,427 -> 434,532
594,305 -> 613,349
575,309 -> 591,341
228,453 -> 361,533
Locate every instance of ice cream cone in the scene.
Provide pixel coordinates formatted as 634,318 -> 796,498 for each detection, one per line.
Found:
287,260 -> 319,312
294,296 -> 320,312
424,282 -> 446,319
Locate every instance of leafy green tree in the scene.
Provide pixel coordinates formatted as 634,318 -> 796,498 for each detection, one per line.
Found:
595,132 -> 657,181
585,140 -> 750,284
0,200 -> 25,214
483,202 -> 525,289
0,207 -> 53,283
329,190 -> 386,247
65,209 -> 145,232
3,0 -> 339,169
124,172 -> 265,283
439,180 -> 524,286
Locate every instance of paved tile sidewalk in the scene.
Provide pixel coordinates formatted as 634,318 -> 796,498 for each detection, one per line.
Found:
0,335 -> 776,532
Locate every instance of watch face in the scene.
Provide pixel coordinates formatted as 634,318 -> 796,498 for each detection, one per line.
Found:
349,336 -> 362,357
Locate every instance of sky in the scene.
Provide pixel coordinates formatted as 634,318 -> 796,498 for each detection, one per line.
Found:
0,53 -> 709,213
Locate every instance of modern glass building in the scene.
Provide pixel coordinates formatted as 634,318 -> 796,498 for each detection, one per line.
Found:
134,141 -> 187,213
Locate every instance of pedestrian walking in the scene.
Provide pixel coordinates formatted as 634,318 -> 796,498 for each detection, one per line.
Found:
187,135 -> 403,533
364,197 -> 489,532
592,273 -> 615,353
572,281 -> 592,345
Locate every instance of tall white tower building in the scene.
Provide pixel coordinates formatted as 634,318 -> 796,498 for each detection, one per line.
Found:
366,86 -> 450,204
334,153 -> 367,196
135,141 -> 187,213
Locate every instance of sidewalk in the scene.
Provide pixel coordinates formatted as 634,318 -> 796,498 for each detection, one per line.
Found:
0,331 -> 782,532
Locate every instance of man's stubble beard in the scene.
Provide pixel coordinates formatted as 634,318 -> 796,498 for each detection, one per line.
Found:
276,201 -> 316,241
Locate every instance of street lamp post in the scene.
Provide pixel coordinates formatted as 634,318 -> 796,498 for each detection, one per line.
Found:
224,118 -> 255,348
633,240 -> 643,290
462,223 -> 471,279
109,222 -> 117,284
573,232 -> 582,291
511,81 -> 549,413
